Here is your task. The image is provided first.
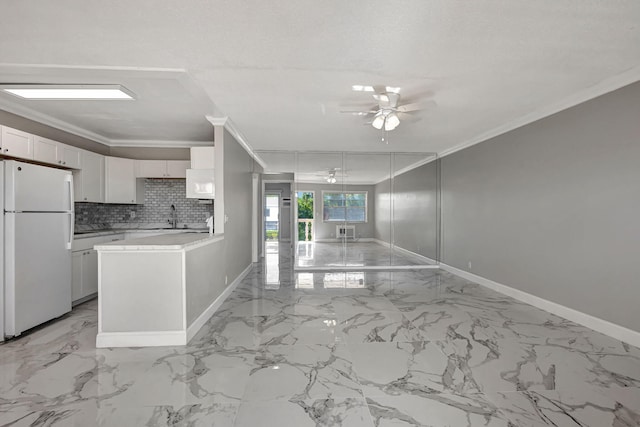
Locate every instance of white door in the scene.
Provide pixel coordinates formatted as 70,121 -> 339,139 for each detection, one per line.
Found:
4,212 -> 72,336
4,161 -> 72,212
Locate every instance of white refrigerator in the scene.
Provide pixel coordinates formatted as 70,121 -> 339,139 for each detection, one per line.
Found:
1,160 -> 74,340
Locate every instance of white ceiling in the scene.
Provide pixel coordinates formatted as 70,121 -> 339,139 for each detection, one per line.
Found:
0,1 -> 639,162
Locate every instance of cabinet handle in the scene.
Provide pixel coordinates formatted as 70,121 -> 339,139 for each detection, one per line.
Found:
58,160 -> 62,164
63,161 -> 66,165
84,197 -> 87,201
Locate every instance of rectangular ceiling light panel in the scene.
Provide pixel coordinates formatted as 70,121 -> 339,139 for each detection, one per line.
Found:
0,85 -> 135,100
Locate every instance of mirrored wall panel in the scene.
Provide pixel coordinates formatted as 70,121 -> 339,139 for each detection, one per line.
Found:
256,150 -> 439,270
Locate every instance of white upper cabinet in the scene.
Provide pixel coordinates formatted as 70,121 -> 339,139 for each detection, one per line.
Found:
1,126 -> 34,160
57,144 -> 81,169
105,156 -> 143,204
165,160 -> 190,178
136,160 -> 190,178
34,136 -> 59,164
34,136 -> 82,169
74,150 -> 105,203
190,147 -> 215,169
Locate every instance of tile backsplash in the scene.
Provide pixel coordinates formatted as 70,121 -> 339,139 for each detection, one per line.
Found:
75,179 -> 213,227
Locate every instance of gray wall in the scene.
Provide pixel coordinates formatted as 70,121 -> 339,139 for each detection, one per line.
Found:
375,161 -> 439,260
295,183 -> 376,240
109,146 -> 190,160
441,81 -> 640,332
223,129 -> 254,282
0,110 -> 108,154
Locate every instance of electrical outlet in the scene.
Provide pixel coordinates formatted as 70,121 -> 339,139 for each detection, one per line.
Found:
468,261 -> 472,270
129,211 -> 136,219
225,275 -> 228,285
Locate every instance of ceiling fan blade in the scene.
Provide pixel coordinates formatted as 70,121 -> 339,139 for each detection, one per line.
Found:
340,110 -> 377,116
396,100 -> 436,113
397,112 -> 422,123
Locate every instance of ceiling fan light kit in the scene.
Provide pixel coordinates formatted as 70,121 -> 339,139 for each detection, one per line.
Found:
342,86 -> 433,134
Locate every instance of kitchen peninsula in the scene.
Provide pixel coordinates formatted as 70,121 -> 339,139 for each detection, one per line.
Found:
95,232 -> 227,348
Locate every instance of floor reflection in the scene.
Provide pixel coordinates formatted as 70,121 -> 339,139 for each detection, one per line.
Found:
295,241 -> 436,269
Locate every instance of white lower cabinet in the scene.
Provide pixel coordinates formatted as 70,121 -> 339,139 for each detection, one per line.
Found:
72,249 -> 98,303
72,233 -> 124,304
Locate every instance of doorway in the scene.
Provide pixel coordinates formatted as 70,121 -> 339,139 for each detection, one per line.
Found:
296,191 -> 314,242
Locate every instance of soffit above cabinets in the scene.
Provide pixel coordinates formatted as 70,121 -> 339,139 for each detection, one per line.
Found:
0,1 -> 638,156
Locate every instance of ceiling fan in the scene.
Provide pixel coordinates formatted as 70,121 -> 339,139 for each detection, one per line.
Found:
340,87 -> 435,131
311,168 -> 346,183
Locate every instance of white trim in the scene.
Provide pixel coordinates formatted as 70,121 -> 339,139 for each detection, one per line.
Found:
109,139 -> 212,148
294,264 -> 439,271
185,263 -> 253,343
373,239 -> 437,265
0,98 -> 112,145
438,66 -> 640,159
206,116 -> 266,168
440,263 -> 640,349
97,331 -> 187,348
314,238 -> 374,243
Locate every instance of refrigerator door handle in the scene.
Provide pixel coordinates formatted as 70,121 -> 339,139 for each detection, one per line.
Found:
67,212 -> 74,250
65,174 -> 74,212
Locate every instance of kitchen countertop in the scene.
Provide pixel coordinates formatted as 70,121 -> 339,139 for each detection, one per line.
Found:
73,228 -> 209,239
94,232 -> 223,251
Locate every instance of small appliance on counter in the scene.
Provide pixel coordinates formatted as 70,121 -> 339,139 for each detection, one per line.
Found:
0,160 -> 74,341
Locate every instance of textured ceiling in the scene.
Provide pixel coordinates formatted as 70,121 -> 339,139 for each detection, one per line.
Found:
0,1 -> 638,158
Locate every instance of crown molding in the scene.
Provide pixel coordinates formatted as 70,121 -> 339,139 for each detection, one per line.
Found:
0,97 -> 112,145
109,139 -> 212,148
205,115 -> 266,168
439,66 -> 640,159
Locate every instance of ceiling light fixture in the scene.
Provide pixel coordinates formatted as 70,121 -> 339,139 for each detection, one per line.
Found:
371,110 -> 400,131
0,84 -> 136,100
351,85 -> 374,92
326,170 -> 337,184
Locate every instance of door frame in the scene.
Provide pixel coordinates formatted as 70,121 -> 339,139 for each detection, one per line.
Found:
259,179 -> 295,259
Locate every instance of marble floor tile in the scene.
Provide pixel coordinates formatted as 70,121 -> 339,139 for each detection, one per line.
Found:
365,393 -> 511,427
349,341 -> 463,396
243,344 -> 363,401
339,311 -> 423,344
234,398 -> 374,427
2,241 -> 640,425
487,385 -> 640,427
0,401 -> 240,427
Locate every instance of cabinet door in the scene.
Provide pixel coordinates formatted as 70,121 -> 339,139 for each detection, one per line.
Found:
136,160 -> 167,178
105,157 -> 138,204
166,160 -> 190,178
1,126 -> 34,160
75,151 -> 105,202
82,250 -> 99,296
34,136 -> 59,165
58,144 -> 81,169
72,251 -> 83,302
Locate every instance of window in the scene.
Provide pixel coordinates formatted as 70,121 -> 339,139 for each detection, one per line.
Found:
322,191 -> 367,222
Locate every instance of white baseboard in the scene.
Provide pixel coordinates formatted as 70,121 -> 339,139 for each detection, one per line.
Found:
97,330 -> 186,348
373,239 -> 438,265
440,263 -> 640,349
314,238 -> 375,243
186,263 -> 253,342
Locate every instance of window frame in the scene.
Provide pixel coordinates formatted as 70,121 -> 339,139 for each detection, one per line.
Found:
321,190 -> 368,223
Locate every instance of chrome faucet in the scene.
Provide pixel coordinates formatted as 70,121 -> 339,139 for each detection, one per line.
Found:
169,204 -> 178,229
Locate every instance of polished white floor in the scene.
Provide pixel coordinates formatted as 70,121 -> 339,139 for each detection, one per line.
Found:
1,243 -> 639,426
295,241 -> 435,269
